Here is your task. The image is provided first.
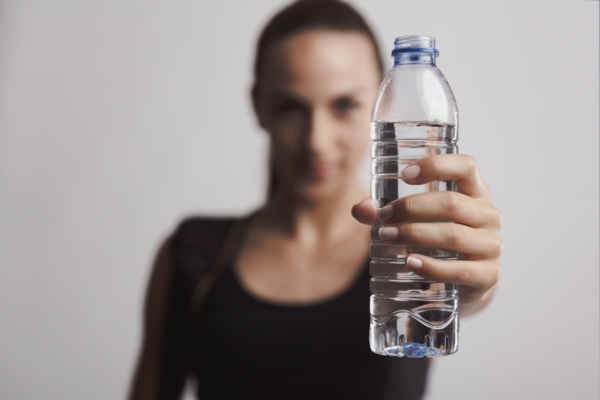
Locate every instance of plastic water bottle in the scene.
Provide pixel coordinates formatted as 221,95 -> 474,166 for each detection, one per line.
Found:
369,36 -> 459,357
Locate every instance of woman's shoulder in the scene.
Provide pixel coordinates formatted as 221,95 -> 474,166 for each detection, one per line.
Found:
173,212 -> 256,249
175,215 -> 238,240
171,211 -> 261,271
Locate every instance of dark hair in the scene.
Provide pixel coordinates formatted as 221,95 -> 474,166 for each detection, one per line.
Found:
253,0 -> 384,200
254,0 -> 384,88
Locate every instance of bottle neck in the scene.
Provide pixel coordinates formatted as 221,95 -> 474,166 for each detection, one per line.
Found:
392,36 -> 439,66
393,52 -> 437,66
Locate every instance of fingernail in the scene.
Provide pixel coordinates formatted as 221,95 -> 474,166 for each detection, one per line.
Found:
379,227 -> 398,240
378,205 -> 393,222
406,256 -> 423,269
402,165 -> 420,181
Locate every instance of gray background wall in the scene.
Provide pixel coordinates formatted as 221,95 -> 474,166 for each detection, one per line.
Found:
0,1 -> 598,399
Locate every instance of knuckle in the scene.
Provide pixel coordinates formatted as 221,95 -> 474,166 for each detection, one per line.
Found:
488,238 -> 503,259
408,223 -> 422,241
463,155 -> 478,172
495,265 -> 502,284
446,223 -> 465,248
487,262 -> 502,287
397,196 -> 413,215
398,223 -> 422,243
455,264 -> 472,284
430,155 -> 443,172
484,208 -> 502,230
441,192 -> 460,214
494,209 -> 503,228
481,184 -> 492,199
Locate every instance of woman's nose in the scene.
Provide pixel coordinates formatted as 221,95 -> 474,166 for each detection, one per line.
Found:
306,108 -> 333,155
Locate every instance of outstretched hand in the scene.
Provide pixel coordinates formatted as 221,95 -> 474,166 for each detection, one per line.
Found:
352,154 -> 502,307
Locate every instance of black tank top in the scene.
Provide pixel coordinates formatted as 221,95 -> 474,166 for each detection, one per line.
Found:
190,263 -> 429,400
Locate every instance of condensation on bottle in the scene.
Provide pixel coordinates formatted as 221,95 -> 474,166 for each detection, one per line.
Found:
369,36 -> 459,358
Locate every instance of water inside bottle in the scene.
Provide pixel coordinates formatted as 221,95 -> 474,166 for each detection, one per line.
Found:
371,121 -> 456,141
370,121 -> 458,259
369,121 -> 459,357
371,121 -> 457,207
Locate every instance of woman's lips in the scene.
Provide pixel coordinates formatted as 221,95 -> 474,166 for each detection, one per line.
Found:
298,162 -> 336,178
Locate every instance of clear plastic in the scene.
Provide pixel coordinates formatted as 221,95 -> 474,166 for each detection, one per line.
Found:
369,36 -> 459,357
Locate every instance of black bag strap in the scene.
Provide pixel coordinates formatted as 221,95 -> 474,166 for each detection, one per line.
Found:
158,216 -> 247,400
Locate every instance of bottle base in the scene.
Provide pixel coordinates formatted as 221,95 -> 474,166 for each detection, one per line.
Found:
381,342 -> 445,358
370,312 -> 459,357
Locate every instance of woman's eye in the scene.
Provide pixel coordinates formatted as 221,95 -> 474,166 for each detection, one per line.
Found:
333,98 -> 359,114
272,101 -> 303,115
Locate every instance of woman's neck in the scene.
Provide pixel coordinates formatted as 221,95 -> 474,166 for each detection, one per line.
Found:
259,180 -> 369,247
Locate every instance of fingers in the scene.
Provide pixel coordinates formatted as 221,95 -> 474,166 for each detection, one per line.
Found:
402,154 -> 489,199
351,198 -> 377,225
360,154 -> 501,306
378,191 -> 502,229
352,198 -> 377,225
355,152 -> 502,306
379,222 -> 503,259
405,254 -> 501,294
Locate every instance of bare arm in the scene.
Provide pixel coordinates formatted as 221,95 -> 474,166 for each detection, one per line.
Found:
129,236 -> 185,400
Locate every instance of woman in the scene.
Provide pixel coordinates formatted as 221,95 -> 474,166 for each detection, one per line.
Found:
130,1 -> 502,399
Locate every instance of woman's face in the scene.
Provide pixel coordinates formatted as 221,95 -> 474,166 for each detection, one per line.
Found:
254,30 -> 381,202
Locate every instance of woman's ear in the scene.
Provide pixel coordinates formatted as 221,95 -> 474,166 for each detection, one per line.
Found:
251,84 -> 267,130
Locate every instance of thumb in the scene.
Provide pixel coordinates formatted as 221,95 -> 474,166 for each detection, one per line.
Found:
351,198 -> 377,225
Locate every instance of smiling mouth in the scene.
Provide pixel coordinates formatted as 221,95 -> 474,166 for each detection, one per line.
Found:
298,162 -> 336,178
